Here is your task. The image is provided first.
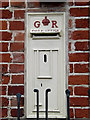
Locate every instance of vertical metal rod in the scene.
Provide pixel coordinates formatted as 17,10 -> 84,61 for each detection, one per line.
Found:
16,93 -> 21,120
45,89 -> 51,120
88,89 -> 90,118
88,89 -> 90,97
66,89 -> 71,120
34,89 -> 39,120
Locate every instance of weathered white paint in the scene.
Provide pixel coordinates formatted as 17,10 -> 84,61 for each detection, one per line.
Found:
26,12 -> 66,118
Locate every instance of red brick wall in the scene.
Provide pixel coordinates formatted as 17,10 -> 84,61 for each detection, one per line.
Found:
0,0 -> 25,118
0,0 -> 90,119
69,0 -> 90,119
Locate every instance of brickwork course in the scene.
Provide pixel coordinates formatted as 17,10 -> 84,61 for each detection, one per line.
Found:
0,0 -> 90,119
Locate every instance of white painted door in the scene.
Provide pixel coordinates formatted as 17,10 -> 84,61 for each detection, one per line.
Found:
26,13 -> 66,118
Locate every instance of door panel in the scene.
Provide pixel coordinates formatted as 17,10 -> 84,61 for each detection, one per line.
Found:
26,13 -> 66,119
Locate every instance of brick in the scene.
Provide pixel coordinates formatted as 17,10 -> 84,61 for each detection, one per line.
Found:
11,108 -> 24,117
75,109 -> 89,118
1,108 -> 7,117
75,42 -> 89,51
11,97 -> 24,106
27,1 -> 40,8
70,64 -> 73,73
0,86 -> 7,95
1,75 -> 10,84
0,97 -> 1,109
8,86 -> 24,95
0,32 -> 12,41
68,1 -> 73,6
12,75 -> 24,84
0,21 -> 7,30
40,2 -> 65,8
0,107 -> 1,117
68,31 -> 72,39
68,86 -> 73,95
0,54 -> 11,62
75,0 -> 89,6
74,64 -> 89,73
69,53 -> 89,62
9,21 -> 24,30
69,19 -> 72,28
70,108 -> 74,118
0,0 -> 9,8
14,32 -> 25,41
10,0 -> 25,8
0,64 -> 8,74
75,19 -> 89,28
12,53 -> 24,63
72,31 -> 89,40
75,87 -> 89,96
70,8 -> 88,17
0,10 -> 12,19
68,75 -> 89,85
10,43 -> 24,52
70,97 -> 88,107
0,43 -> 8,52
69,42 -> 71,51
10,64 -> 24,73
0,75 -> 1,83
14,10 -> 25,19
1,97 -> 9,106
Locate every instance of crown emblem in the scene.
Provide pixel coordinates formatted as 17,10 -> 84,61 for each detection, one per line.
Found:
42,16 -> 50,26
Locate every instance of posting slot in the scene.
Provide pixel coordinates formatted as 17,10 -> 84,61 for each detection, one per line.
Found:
31,33 -> 61,39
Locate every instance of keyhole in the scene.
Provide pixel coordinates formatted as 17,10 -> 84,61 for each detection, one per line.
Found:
41,83 -> 42,87
44,54 -> 47,63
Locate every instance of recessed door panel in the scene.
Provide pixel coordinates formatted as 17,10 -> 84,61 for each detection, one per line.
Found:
34,50 -> 58,111
36,50 -> 52,79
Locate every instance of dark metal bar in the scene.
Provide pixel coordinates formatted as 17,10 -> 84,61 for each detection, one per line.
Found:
88,89 -> 90,97
65,89 -> 70,120
88,89 -> 90,118
34,89 -> 39,120
45,88 -> 51,120
16,93 -> 21,120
